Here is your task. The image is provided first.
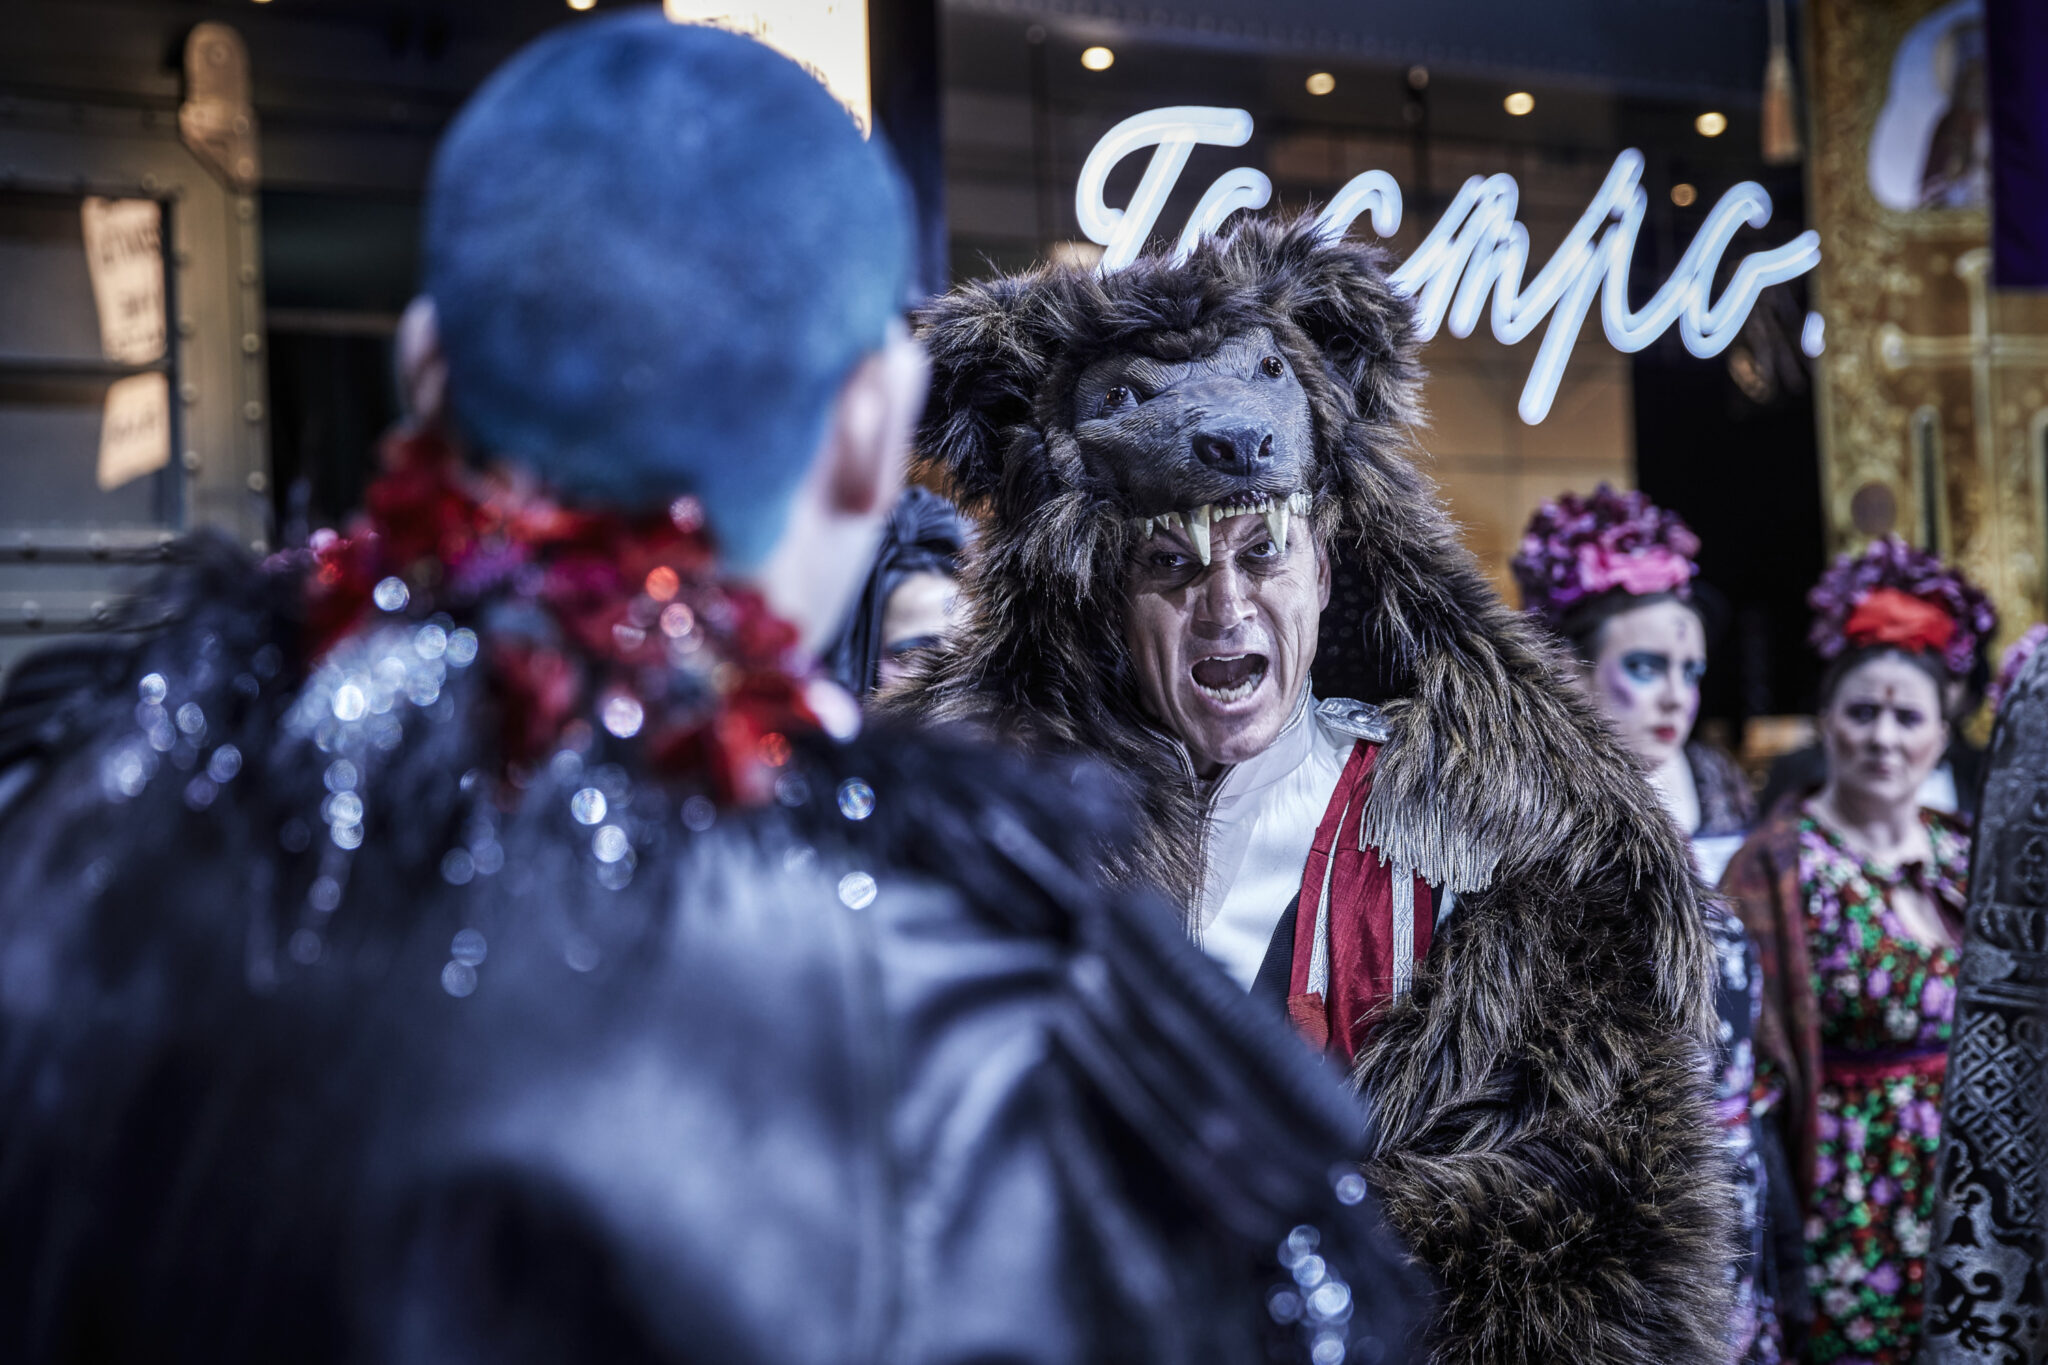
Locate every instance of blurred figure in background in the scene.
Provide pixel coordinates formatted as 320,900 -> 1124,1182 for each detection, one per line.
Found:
822,484 -> 967,699
1721,538 -> 1993,1365
1514,484 -> 1781,1364
1921,624 -> 2048,1364
1757,641 -> 1991,828
0,17 -> 1424,1364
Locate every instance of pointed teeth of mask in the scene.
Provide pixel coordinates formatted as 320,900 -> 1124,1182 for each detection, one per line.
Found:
1184,503 -> 1212,565
1131,492 -> 1314,566
1262,502 -> 1290,555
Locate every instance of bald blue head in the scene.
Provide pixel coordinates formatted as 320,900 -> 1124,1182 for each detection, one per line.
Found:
424,15 -> 913,567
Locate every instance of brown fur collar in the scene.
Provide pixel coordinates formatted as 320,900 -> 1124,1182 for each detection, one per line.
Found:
889,216 -> 1733,1365
897,216 -> 1657,920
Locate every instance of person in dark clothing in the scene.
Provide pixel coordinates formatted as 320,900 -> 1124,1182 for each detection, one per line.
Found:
0,19 -> 1424,1365
822,484 -> 968,698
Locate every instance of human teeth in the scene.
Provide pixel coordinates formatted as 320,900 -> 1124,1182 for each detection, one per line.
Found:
1186,503 -> 1213,565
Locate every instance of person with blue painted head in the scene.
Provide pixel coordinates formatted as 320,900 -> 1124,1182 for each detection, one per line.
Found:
0,16 -> 1423,1364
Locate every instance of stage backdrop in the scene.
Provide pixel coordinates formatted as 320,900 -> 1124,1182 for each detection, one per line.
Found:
1807,0 -> 2048,660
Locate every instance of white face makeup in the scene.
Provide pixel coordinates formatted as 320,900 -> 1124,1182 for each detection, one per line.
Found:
876,570 -> 959,692
1579,598 -> 1706,771
1123,510 -> 1330,778
1820,653 -> 1948,815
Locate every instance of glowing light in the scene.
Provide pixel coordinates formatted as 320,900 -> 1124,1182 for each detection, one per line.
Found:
1695,110 -> 1727,137
1306,72 -> 1336,96
1504,91 -> 1535,117
1671,183 -> 1697,207
1802,311 -> 1826,357
1081,46 -> 1115,71
1076,106 -> 1823,425
1075,106 -> 1261,272
567,0 -> 595,9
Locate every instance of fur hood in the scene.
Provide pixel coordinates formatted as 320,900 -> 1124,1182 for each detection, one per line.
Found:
890,216 -> 1734,1365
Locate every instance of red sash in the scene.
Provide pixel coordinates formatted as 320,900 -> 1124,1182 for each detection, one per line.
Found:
1286,741 -> 1434,1063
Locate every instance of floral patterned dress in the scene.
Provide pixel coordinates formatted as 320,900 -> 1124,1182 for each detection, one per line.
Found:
1796,808 -> 1967,1364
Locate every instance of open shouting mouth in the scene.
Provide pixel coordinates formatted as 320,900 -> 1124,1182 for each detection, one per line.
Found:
1191,652 -> 1269,703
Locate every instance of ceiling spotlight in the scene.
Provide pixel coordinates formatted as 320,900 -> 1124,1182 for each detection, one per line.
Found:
567,0 -> 594,7
1695,110 -> 1727,137
1406,66 -> 1429,90
1080,46 -> 1114,71
1306,72 -> 1336,96
1504,91 -> 1534,117
1671,183 -> 1698,207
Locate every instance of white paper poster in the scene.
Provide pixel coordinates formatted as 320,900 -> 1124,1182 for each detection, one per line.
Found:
97,372 -> 172,491
663,1 -> 870,135
80,197 -> 166,365
81,198 -> 171,493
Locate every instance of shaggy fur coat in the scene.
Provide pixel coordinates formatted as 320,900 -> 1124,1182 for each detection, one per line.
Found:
889,217 -> 1734,1364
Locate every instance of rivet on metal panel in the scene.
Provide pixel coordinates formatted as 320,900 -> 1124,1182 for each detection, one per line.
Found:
242,401 -> 264,423
180,382 -> 200,405
236,198 -> 253,221
141,173 -> 159,193
178,318 -> 197,338
21,601 -> 42,627
88,532 -> 108,559
239,264 -> 257,285
241,333 -> 261,354
182,450 -> 202,473
246,471 -> 267,493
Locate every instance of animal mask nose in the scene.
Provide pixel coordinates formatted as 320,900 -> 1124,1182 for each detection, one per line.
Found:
1190,429 -> 1274,474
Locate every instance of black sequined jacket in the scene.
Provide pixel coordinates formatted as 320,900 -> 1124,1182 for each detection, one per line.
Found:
0,536 -> 1427,1365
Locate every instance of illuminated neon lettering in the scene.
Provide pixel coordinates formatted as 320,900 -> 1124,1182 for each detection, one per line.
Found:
1075,107 -> 1822,425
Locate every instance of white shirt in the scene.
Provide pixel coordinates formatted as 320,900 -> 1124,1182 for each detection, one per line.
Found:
1196,693 -> 1354,990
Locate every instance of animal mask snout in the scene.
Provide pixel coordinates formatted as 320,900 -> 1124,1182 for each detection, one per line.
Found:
1190,428 -> 1275,475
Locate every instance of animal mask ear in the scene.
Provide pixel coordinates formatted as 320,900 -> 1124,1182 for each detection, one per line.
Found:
1219,222 -> 1421,427
912,271 -> 1072,505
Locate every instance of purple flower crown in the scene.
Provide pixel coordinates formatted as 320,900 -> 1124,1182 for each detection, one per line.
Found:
1807,536 -> 1995,677
1511,484 -> 1700,628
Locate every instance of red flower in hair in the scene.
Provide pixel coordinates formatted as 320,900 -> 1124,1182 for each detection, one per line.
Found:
1807,536 -> 1995,676
1842,587 -> 1957,658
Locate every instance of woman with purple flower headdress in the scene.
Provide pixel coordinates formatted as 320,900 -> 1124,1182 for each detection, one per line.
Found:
1721,536 -> 1990,1364
1515,485 -> 1781,1364
1513,485 -> 1754,863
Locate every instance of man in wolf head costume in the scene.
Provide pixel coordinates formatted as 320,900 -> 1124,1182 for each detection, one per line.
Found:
894,219 -> 1734,1364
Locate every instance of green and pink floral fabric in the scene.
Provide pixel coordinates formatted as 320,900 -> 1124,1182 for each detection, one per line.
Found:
1796,809 -> 1967,1364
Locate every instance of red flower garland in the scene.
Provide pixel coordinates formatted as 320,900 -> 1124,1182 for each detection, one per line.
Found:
295,428 -> 820,805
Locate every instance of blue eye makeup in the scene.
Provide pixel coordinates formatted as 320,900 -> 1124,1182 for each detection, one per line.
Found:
1620,651 -> 1667,684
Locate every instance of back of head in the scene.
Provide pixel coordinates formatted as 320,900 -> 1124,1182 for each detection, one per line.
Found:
424,14 -> 912,567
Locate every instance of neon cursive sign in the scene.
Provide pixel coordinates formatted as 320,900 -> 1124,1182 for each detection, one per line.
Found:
1074,106 -> 1822,424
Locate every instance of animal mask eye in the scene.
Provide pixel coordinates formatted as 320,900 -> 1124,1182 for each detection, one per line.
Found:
1103,385 -> 1132,410
1260,356 -> 1286,379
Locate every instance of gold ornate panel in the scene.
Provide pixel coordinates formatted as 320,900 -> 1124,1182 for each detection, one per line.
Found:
1808,0 -> 2048,655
